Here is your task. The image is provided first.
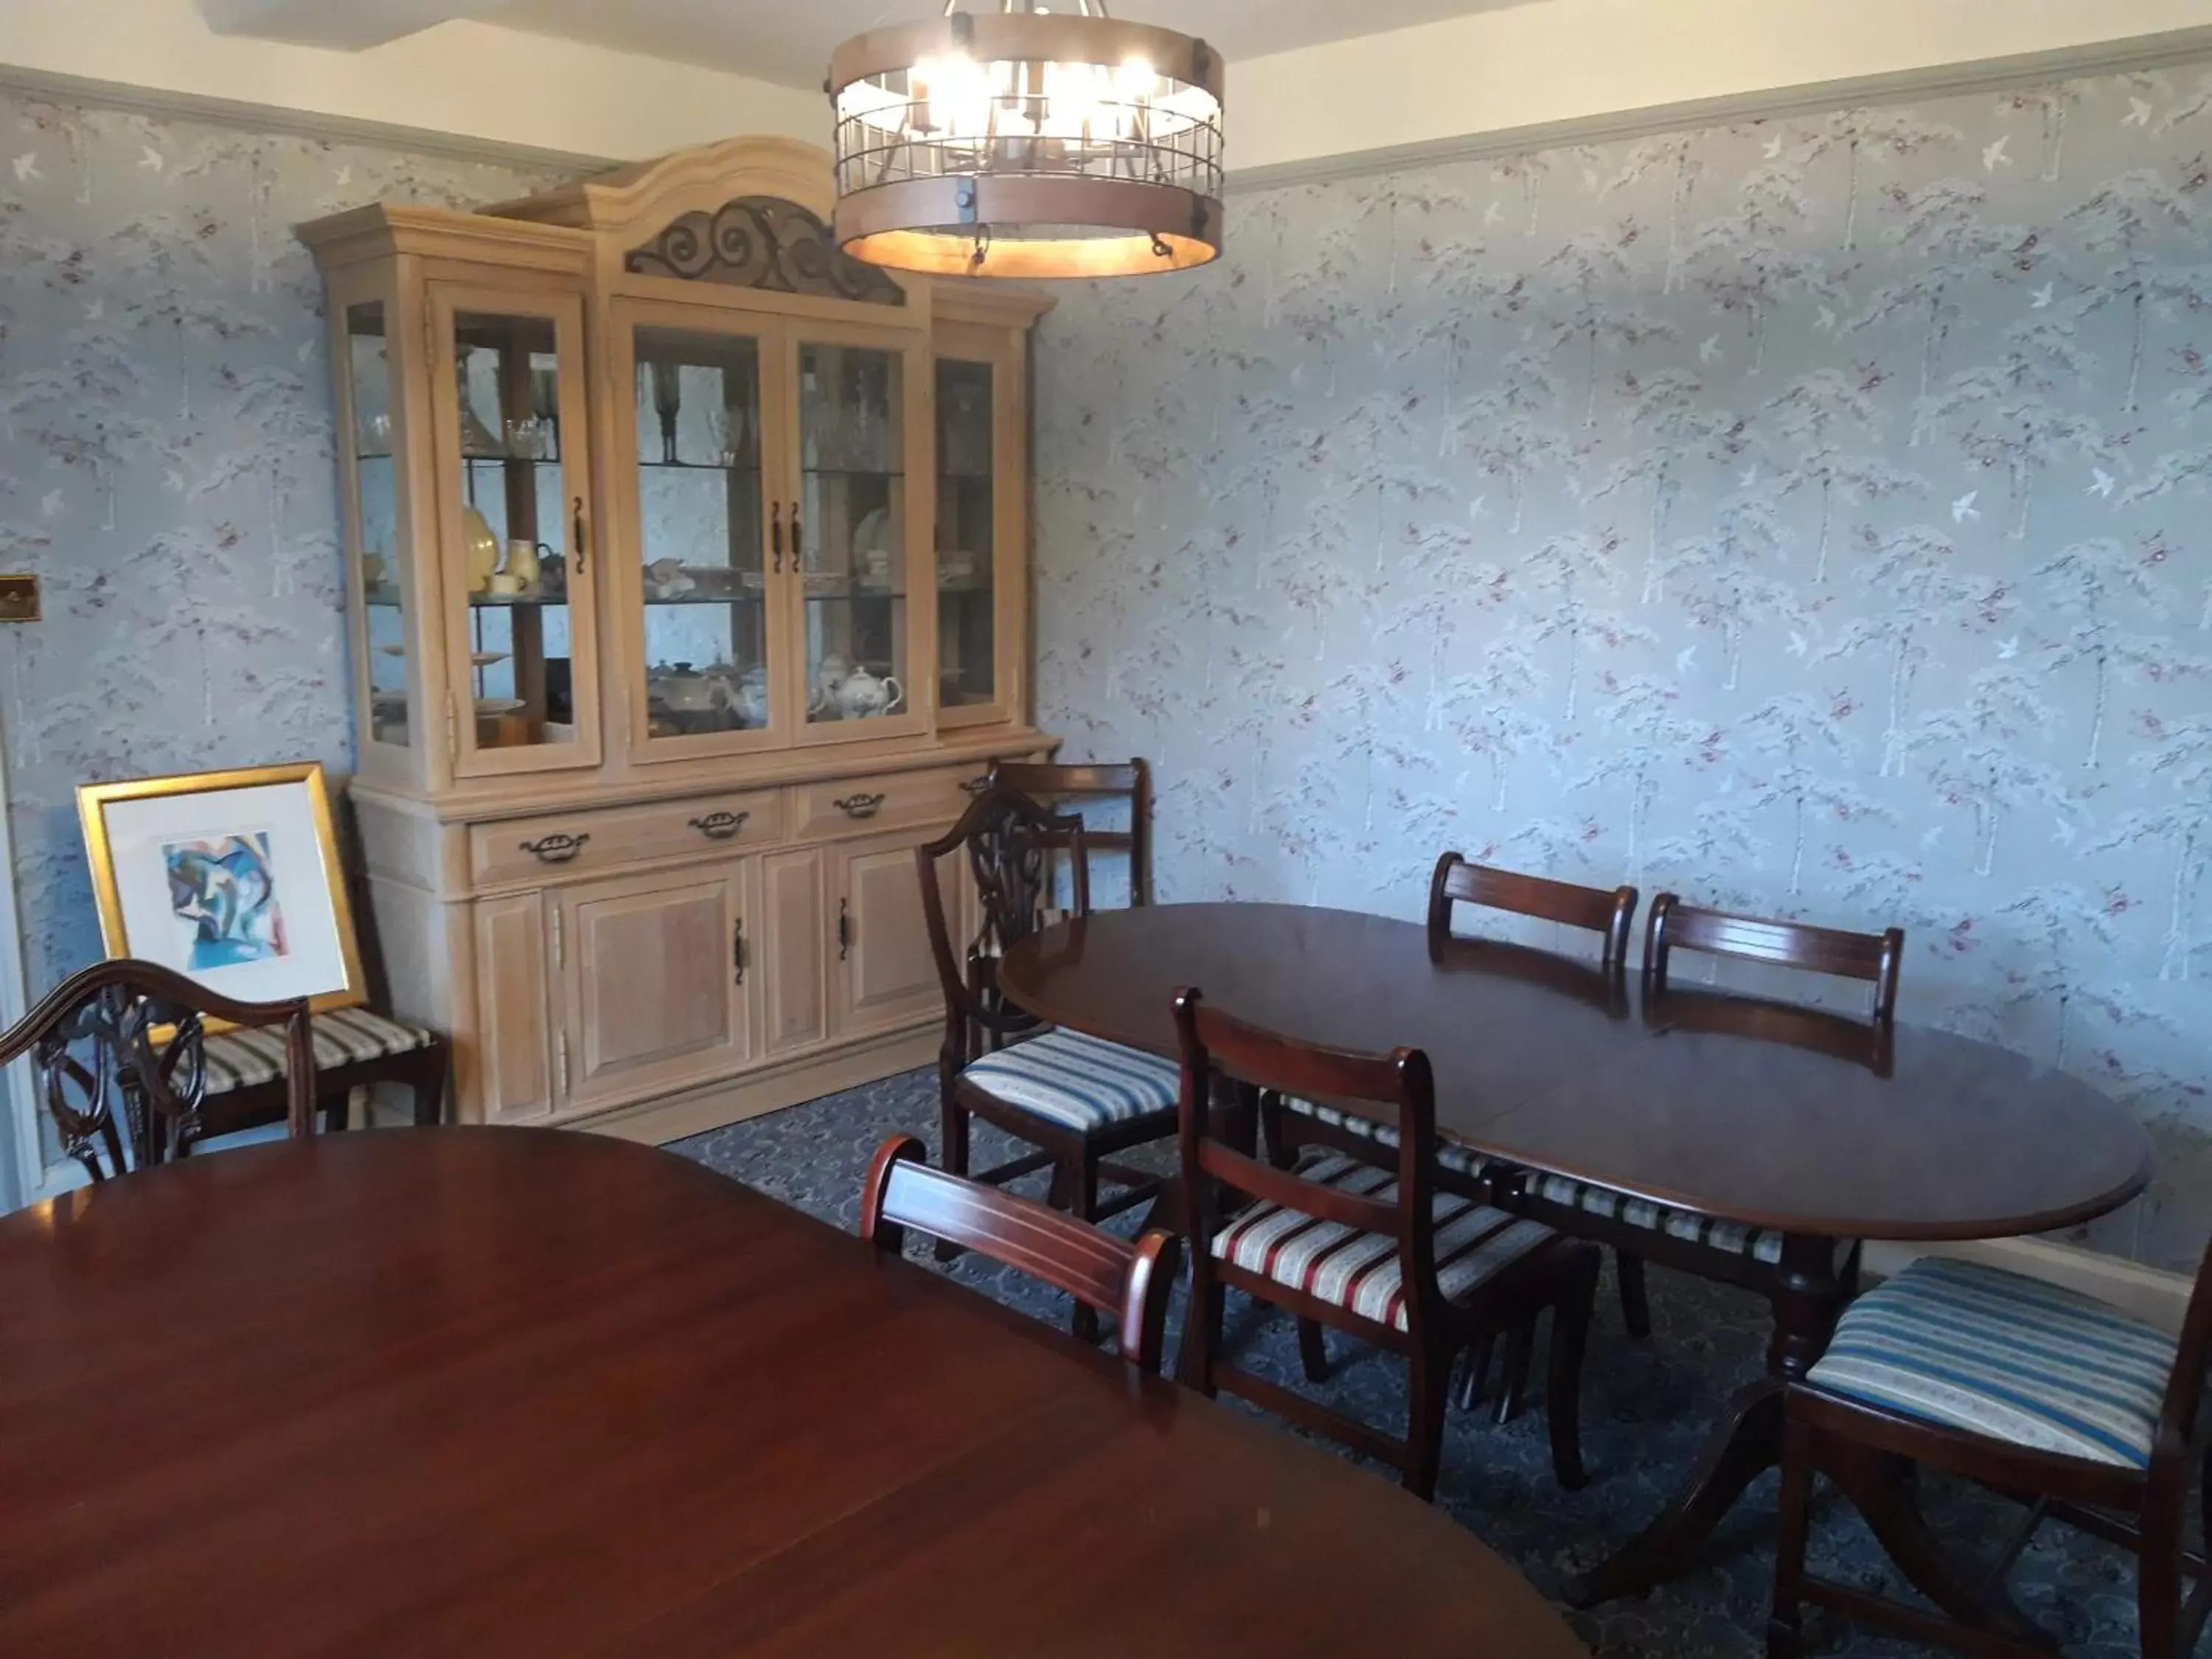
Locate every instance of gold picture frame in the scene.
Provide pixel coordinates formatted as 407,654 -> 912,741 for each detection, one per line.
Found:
77,762 -> 367,1018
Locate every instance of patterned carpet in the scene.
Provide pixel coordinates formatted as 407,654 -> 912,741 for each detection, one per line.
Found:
670,1069 -> 2152,1658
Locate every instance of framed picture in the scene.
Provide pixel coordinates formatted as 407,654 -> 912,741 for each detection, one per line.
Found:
77,762 -> 366,1017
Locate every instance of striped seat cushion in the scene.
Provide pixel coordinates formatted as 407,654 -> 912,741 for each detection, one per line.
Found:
959,1029 -> 1181,1133
1278,1095 -> 1486,1176
1809,1256 -> 2176,1468
1533,1172 -> 1854,1269
202,1007 -> 437,1096
1211,1154 -> 1557,1332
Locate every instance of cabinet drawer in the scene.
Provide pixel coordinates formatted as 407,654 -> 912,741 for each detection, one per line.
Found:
792,765 -> 985,841
472,791 -> 785,886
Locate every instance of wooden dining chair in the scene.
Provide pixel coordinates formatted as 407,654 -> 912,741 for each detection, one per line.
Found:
860,1133 -> 1181,1373
1500,892 -> 1902,1351
1770,1248 -> 2212,1659
1173,985 -> 1600,1501
916,782 -> 1182,1338
987,758 -> 1152,908
0,959 -> 315,1180
1272,854 -> 1642,1363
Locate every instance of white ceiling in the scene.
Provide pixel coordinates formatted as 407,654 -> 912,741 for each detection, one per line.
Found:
479,0 -> 1537,89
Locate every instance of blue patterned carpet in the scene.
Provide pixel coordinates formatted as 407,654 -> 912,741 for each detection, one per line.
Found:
671,1070 -> 2150,1658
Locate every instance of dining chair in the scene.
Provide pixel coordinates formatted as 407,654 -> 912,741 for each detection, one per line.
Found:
915,782 -> 1182,1339
987,757 -> 1152,908
860,1133 -> 1181,1373
1173,984 -> 1600,1501
1270,853 -> 1641,1390
1498,891 -> 1901,1368
0,958 -> 316,1179
1770,1250 -> 2212,1659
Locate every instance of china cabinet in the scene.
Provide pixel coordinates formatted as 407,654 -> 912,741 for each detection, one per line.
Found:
302,138 -> 1052,1139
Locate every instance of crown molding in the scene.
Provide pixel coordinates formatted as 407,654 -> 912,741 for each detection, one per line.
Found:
1226,24 -> 2212,194
0,61 -> 616,175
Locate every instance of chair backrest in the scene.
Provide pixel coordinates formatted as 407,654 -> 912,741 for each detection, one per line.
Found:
1171,986 -> 1452,1338
860,1133 -> 1180,1372
989,759 -> 1152,907
1644,893 -> 1903,1023
916,782 -> 1091,1060
0,959 -> 314,1180
1427,852 -> 1637,972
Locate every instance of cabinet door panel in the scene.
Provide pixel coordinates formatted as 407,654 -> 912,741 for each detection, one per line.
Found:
762,847 -> 828,1055
560,867 -> 748,1108
836,832 -> 944,1037
473,891 -> 553,1122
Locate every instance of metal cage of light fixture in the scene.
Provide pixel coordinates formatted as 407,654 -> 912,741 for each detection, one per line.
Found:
827,0 -> 1224,279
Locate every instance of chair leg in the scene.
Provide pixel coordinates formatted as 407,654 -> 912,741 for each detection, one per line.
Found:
1618,1250 -> 1653,1340
2139,1500 -> 2185,1659
1495,1318 -> 1534,1425
1546,1248 -> 1598,1492
411,1046 -> 447,1127
1767,1413 -> 1815,1659
1297,1318 -> 1329,1382
936,1093 -> 971,1262
1405,1341 -> 1454,1502
321,1091 -> 349,1135
1071,1152 -> 1102,1345
1179,1276 -> 1224,1397
1457,1329 -> 1496,1413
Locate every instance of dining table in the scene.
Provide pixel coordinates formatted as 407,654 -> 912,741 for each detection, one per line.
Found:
0,1125 -> 1590,1658
996,900 -> 2157,1608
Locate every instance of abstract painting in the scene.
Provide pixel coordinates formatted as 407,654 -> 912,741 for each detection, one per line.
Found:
162,830 -> 288,969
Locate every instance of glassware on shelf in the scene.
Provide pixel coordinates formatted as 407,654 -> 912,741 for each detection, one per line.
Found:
348,299 -> 408,748
456,354 -> 504,456
650,361 -> 682,465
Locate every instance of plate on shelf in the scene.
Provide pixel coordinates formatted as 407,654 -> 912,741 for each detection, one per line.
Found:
802,571 -> 847,597
470,650 -> 509,668
474,697 -> 524,717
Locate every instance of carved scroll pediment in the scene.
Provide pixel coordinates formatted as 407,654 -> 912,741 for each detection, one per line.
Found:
626,195 -> 905,305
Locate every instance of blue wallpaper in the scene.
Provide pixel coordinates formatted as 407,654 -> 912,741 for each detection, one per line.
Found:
1033,69 -> 2212,1270
0,93 -> 561,998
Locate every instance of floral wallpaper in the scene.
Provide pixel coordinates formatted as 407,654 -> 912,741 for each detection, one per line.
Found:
1033,68 -> 2212,1271
0,92 -> 563,1001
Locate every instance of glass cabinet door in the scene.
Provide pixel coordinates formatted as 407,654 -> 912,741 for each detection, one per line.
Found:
625,317 -> 779,752
341,297 -> 408,750
934,355 -> 998,717
791,333 -> 925,736
428,286 -> 597,775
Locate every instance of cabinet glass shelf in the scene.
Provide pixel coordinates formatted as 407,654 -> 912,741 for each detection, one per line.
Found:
644,592 -> 768,606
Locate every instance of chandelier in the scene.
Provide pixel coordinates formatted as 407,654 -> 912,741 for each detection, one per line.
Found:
827,1 -> 1224,279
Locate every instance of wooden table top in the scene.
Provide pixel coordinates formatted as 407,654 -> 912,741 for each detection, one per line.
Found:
998,902 -> 2152,1242
0,1128 -> 1587,1658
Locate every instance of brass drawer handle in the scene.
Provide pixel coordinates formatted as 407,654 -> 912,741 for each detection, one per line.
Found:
689,810 -> 751,841
519,832 -> 590,864
959,775 -> 991,796
833,792 -> 886,821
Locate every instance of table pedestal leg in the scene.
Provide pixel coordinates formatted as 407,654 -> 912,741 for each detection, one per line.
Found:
1565,1376 -> 1783,1606
1566,1234 -> 1843,1608
1825,1447 -> 2048,1646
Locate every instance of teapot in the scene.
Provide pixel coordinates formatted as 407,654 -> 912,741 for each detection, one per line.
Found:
831,664 -> 904,721
653,662 -> 731,717
731,666 -> 771,727
811,652 -> 852,712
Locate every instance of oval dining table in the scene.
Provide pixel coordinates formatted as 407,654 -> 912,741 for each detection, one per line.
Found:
0,1127 -> 1588,1658
998,901 -> 2156,1609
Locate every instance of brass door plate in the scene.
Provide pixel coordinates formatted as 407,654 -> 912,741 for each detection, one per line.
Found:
0,575 -> 38,622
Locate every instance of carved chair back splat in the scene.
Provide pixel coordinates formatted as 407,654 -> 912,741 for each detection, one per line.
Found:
860,1133 -> 1179,1372
0,959 -> 315,1180
988,759 -> 1152,909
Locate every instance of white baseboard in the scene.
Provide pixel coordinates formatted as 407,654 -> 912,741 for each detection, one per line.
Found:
1863,1237 -> 2194,1333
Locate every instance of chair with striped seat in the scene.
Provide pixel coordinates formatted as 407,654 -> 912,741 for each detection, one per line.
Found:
1771,1252 -> 2212,1659
194,1002 -> 447,1142
1501,894 -> 1902,1344
916,783 -> 1181,1338
1,959 -> 316,1178
1270,855 -> 1642,1329
1175,985 -> 1600,1500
